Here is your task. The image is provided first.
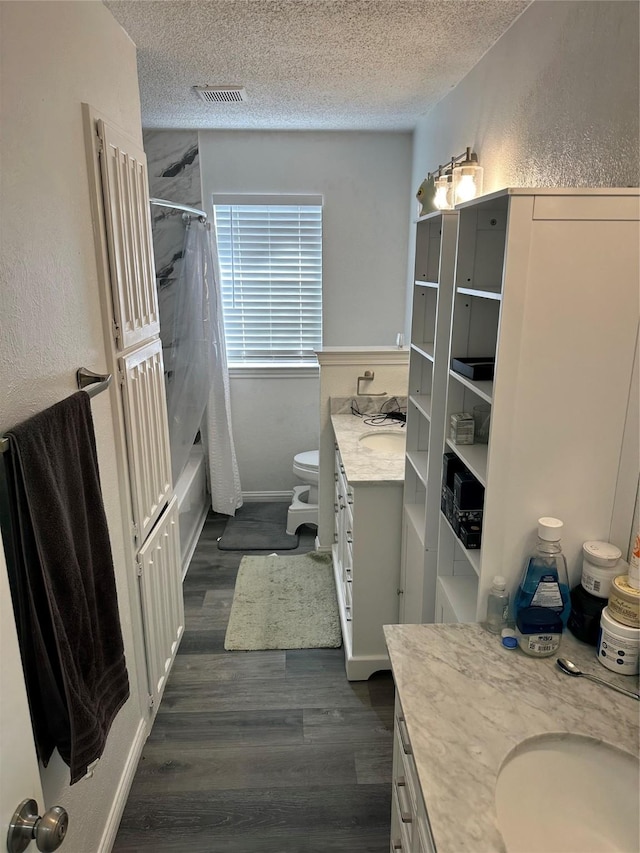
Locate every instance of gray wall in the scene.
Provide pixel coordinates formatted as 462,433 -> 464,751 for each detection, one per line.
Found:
199,130 -> 413,497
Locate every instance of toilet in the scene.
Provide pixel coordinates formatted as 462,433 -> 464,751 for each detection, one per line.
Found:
286,450 -> 319,534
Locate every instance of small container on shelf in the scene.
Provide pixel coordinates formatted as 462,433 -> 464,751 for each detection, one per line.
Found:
472,403 -> 491,444
459,522 -> 482,549
450,356 -> 495,381
450,412 -> 474,445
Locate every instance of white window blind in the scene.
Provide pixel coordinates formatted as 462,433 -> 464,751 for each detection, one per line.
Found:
213,199 -> 322,365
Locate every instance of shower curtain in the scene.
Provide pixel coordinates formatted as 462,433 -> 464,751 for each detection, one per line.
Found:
164,219 -> 242,515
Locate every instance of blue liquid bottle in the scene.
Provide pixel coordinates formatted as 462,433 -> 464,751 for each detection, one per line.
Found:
514,517 -> 571,627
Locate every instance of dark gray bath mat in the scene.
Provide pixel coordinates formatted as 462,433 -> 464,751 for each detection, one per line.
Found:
218,501 -> 299,551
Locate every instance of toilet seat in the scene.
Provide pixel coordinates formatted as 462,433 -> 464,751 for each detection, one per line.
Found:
288,450 -> 319,534
293,450 -> 319,477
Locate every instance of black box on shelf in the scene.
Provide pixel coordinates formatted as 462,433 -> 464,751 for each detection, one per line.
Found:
453,471 -> 485,510
451,503 -> 483,536
450,357 -> 495,381
459,522 -> 482,549
442,452 -> 466,489
441,484 -> 454,520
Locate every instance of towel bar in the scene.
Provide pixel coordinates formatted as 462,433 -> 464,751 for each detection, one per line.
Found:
0,368 -> 112,454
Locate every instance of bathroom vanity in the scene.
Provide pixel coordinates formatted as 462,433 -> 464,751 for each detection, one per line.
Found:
384,623 -> 639,853
331,407 -> 405,680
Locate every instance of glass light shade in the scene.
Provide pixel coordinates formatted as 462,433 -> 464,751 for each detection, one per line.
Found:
433,174 -> 453,210
453,163 -> 484,204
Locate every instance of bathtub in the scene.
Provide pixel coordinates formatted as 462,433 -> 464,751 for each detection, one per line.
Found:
174,443 -> 208,579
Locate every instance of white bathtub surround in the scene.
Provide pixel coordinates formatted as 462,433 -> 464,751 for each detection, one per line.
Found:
173,444 -> 208,578
384,623 -> 639,853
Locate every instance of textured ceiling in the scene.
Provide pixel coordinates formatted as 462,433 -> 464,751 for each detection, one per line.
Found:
105,0 -> 531,131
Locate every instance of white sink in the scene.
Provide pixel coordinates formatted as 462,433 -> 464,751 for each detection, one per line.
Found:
496,733 -> 639,853
358,430 -> 406,454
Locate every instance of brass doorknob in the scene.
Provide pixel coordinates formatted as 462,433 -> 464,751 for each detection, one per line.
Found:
7,799 -> 68,853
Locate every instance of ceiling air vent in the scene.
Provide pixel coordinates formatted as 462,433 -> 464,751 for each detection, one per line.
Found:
194,86 -> 248,104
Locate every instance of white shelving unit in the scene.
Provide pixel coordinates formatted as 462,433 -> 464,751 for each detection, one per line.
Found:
399,210 -> 458,624
402,188 -> 639,628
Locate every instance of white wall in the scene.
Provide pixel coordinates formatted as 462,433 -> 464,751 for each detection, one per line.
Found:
199,131 -> 413,496
1,2 -> 145,850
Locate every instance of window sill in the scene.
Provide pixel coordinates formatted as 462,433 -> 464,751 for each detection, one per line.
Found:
228,363 -> 320,379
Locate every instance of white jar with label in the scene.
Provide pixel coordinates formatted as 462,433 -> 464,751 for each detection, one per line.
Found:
597,606 -> 639,675
581,540 -> 622,599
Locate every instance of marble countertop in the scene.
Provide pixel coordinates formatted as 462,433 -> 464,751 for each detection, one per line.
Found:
384,623 -> 639,853
331,413 -> 406,484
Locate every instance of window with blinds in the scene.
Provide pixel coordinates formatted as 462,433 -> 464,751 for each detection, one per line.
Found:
213,196 -> 323,365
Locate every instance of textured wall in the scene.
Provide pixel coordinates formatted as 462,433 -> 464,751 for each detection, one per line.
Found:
408,0 -> 639,544
411,0 -> 639,199
0,2 -> 145,850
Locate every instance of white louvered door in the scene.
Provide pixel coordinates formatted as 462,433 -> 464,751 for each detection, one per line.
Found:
97,118 -> 160,350
120,338 -> 172,544
137,495 -> 184,710
89,108 -> 183,725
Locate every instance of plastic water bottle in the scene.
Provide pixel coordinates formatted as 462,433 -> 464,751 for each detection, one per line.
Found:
513,517 -> 571,628
485,576 -> 510,634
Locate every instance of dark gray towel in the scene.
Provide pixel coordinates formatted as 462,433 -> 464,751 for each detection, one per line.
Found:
6,391 -> 129,784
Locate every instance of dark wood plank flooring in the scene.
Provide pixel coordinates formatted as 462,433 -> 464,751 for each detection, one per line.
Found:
113,510 -> 394,852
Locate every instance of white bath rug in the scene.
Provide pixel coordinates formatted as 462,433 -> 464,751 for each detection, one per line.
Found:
224,552 -> 342,651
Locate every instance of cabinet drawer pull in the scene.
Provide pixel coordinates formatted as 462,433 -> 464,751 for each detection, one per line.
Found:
394,777 -> 412,823
334,472 -> 338,482
346,531 -> 353,544
345,568 -> 353,582
345,605 -> 352,622
391,841 -> 403,852
398,716 -> 412,755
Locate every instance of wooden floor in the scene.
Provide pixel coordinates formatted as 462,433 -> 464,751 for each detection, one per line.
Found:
113,510 -> 395,853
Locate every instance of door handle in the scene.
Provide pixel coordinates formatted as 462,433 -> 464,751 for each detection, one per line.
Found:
7,799 -> 68,852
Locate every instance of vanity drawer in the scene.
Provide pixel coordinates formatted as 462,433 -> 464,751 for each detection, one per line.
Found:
391,774 -> 414,851
394,718 -> 419,814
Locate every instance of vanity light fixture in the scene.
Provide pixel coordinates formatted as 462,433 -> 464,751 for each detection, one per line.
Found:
421,147 -> 482,212
452,147 -> 484,204
433,167 -> 453,211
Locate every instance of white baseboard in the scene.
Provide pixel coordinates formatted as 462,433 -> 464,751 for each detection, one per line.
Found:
98,717 -> 147,853
241,490 -> 294,502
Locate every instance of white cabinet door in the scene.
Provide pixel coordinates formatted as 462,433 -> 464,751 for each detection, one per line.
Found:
97,118 -> 159,351
137,495 -> 184,710
120,339 -> 172,543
